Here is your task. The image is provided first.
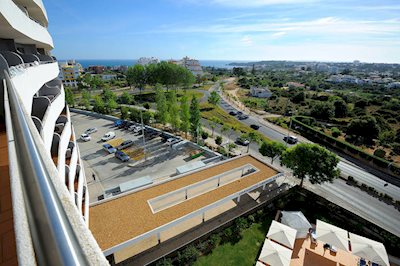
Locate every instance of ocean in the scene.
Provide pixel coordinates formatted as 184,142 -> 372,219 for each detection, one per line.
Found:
64,59 -> 241,69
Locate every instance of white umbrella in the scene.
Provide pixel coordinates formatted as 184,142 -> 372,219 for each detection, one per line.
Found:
316,220 -> 349,251
349,233 -> 390,266
258,239 -> 292,266
280,211 -> 312,238
267,221 -> 297,249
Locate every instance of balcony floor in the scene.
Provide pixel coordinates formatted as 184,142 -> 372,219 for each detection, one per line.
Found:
0,122 -> 18,265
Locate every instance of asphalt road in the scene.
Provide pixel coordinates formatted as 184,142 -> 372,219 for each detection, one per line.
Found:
205,82 -> 400,238
214,87 -> 400,201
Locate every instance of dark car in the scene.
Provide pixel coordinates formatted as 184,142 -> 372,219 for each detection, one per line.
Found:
250,124 -> 260,130
117,140 -> 134,150
238,115 -> 249,120
237,111 -> 243,116
283,136 -> 298,144
236,137 -> 250,146
229,111 -> 237,116
118,121 -> 128,128
115,151 -> 130,162
124,122 -> 134,130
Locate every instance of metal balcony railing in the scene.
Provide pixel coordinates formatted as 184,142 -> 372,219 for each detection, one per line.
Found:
3,70 -> 89,265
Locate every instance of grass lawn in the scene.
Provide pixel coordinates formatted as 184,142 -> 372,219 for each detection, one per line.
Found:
194,221 -> 271,266
200,103 -> 270,143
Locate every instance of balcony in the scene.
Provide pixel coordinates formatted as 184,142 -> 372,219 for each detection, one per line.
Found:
0,0 -> 53,49
2,71 -> 107,264
31,80 -> 65,151
13,0 -> 49,27
0,52 -> 58,112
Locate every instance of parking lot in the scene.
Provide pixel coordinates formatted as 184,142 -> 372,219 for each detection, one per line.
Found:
71,112 -> 212,203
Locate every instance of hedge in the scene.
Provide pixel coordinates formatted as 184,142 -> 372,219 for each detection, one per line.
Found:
292,116 -> 400,176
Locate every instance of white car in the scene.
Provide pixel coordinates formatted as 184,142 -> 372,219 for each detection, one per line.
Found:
80,133 -> 91,142
133,126 -> 143,133
85,127 -> 98,134
101,131 -> 116,142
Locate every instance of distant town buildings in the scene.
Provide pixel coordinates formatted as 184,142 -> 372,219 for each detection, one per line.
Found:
171,56 -> 203,76
87,65 -> 106,74
286,82 -> 305,89
58,60 -> 83,87
250,86 -> 272,98
387,82 -> 400,89
101,74 -> 117,81
137,57 -> 160,66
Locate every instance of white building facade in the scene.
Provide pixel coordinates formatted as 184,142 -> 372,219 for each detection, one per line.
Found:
0,1 -> 114,264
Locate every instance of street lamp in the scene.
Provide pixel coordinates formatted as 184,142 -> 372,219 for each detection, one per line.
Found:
140,109 -> 147,161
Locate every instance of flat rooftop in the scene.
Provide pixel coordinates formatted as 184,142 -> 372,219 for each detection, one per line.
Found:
89,155 -> 278,250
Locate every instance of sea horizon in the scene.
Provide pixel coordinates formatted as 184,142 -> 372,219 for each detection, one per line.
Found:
59,59 -> 252,69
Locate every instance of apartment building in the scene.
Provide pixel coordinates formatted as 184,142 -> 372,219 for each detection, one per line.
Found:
0,0 -> 107,264
58,59 -> 83,87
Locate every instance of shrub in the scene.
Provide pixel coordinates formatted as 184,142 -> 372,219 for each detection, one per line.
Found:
331,127 -> 341,138
177,245 -> 199,265
248,214 -> 255,224
215,136 -> 222,145
209,234 -> 221,247
374,149 -> 386,158
347,175 -> 354,182
143,102 -> 151,109
201,131 -> 209,140
156,257 -> 173,266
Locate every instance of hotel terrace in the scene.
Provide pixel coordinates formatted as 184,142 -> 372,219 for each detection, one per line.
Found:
90,154 -> 285,263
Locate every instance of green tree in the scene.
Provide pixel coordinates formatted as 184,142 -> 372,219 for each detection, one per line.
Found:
168,92 -> 180,132
291,91 -> 305,104
120,91 -> 133,104
208,91 -> 221,105
120,106 -> 129,119
102,88 -> 116,102
65,87 -> 75,107
156,61 -> 177,91
105,98 -> 118,114
215,135 -> 222,145
127,64 -> 147,93
310,101 -> 334,120
346,115 -> 380,142
93,96 -> 105,114
333,99 -> 348,118
180,67 -> 196,89
281,143 -> 340,187
245,131 -> 259,153
80,90 -> 91,109
155,86 -> 168,125
259,141 -> 286,163
189,96 -> 201,142
180,95 -> 190,138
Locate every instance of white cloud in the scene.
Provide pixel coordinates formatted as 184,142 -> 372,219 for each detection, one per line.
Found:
271,31 -> 287,38
241,35 -> 253,45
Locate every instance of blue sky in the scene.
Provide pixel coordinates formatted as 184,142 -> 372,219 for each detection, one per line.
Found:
44,0 -> 400,63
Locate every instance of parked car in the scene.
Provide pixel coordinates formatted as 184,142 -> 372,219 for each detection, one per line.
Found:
229,111 -> 237,116
124,122 -> 134,130
114,120 -> 123,127
166,138 -> 178,145
101,132 -> 116,142
84,127 -> 97,134
237,111 -> 243,116
115,151 -> 130,162
102,143 -> 117,153
117,140 -> 134,150
236,137 -> 250,146
80,133 -> 91,142
238,115 -> 249,120
118,121 -> 128,128
133,126 -> 143,133
250,124 -> 260,130
283,135 -> 298,144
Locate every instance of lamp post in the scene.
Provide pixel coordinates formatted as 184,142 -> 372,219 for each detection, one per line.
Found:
140,109 -> 147,160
